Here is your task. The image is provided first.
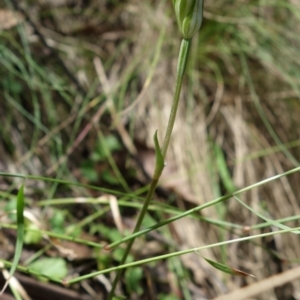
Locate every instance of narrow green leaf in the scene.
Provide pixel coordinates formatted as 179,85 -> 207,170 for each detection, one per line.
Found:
214,143 -> 236,194
202,257 -> 255,278
11,184 -> 25,277
0,184 -> 25,295
153,130 -> 164,179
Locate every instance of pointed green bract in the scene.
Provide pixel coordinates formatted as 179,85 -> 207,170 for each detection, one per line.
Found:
202,257 -> 255,278
153,130 -> 165,179
172,0 -> 204,39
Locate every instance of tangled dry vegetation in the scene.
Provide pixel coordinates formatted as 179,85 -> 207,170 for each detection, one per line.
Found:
1,0 -> 300,299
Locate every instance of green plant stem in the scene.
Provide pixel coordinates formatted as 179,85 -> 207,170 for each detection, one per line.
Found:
162,39 -> 191,158
108,38 -> 191,299
105,165 -> 300,249
67,225 -> 300,284
107,179 -> 158,298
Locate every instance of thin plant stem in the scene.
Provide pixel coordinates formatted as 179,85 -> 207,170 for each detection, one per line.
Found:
108,38 -> 191,299
161,39 -> 191,158
67,225 -> 300,284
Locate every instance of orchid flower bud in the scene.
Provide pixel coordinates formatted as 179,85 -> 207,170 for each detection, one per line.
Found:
172,0 -> 204,39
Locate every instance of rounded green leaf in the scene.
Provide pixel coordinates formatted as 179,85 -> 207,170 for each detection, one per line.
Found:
28,257 -> 68,280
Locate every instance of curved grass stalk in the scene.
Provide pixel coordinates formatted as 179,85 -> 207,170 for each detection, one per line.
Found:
0,171 -> 142,199
67,225 -> 300,284
1,225 -> 298,284
105,165 -> 300,250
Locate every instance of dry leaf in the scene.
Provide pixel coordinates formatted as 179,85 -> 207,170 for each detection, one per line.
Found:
0,10 -> 24,31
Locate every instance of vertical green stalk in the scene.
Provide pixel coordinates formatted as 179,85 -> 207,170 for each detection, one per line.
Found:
108,39 -> 191,300
162,39 -> 191,158
108,1 -> 203,297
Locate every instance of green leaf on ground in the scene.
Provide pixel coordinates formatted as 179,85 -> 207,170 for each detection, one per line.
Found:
125,267 -> 143,295
28,257 -> 68,280
24,223 -> 42,244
